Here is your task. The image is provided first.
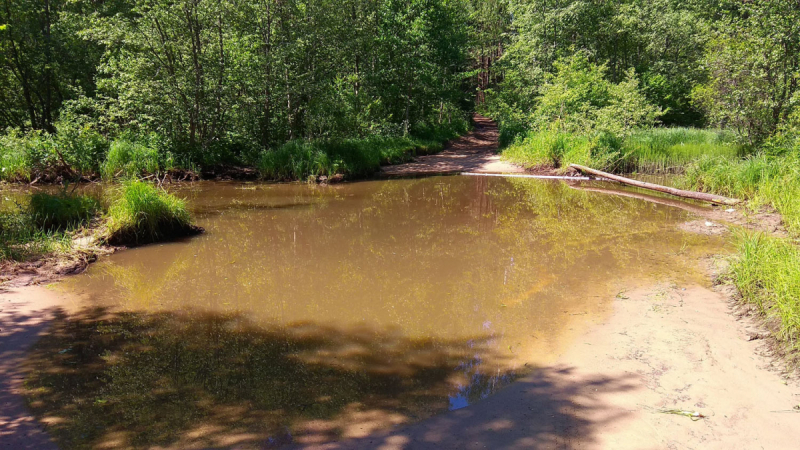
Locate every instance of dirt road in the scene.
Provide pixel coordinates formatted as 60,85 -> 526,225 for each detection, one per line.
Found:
381,115 -> 526,176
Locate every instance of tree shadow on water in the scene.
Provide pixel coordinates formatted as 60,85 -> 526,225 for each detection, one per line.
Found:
21,306 -> 521,449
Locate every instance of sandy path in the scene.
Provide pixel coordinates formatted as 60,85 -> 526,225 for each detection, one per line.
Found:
308,279 -> 800,450
0,284 -> 60,449
380,115 -> 526,176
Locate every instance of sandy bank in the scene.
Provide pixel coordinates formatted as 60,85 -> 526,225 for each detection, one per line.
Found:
310,280 -> 800,449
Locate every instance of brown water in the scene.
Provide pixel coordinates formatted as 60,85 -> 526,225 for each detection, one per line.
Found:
28,176 -> 726,449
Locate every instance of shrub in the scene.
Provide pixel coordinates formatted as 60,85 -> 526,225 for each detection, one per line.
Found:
105,180 -> 198,246
29,192 -> 100,231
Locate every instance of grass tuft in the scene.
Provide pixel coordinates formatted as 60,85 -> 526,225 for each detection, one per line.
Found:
102,139 -> 162,179
29,193 -> 100,231
732,232 -> 800,356
105,180 -> 197,246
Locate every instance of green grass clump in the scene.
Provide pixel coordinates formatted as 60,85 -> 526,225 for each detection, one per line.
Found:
501,128 -> 622,171
0,133 -> 32,181
0,205 -> 73,262
102,139 -> 162,179
105,180 -> 195,246
257,136 -> 443,181
29,193 -> 100,231
732,233 -> 800,353
681,153 -> 800,233
621,128 -> 742,173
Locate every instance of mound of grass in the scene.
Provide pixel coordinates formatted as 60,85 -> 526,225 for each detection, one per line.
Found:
501,128 -> 623,171
105,181 -> 200,246
29,193 -> 100,231
732,233 -> 800,357
102,139 -> 162,179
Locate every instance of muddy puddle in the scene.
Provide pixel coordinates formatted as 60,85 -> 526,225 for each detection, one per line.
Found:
23,176 -> 727,448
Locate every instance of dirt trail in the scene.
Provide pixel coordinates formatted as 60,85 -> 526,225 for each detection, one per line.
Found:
381,115 -> 526,176
310,279 -> 800,450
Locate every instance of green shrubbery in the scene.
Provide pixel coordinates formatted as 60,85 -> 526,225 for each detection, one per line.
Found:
102,138 -> 164,179
258,119 -> 468,180
104,180 -> 196,246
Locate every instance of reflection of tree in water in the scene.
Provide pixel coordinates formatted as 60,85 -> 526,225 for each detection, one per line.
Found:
24,308 -> 514,449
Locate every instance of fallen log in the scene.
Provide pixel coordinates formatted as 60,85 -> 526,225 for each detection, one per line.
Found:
569,164 -> 741,206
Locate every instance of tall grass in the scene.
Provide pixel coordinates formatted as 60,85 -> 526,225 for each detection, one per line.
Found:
29,192 -> 100,231
620,128 -> 743,173
501,128 -> 621,171
732,233 -> 800,355
501,127 -> 742,174
105,180 -> 194,246
257,136 -> 444,180
682,154 -> 800,233
0,193 -> 93,261
102,138 -> 163,179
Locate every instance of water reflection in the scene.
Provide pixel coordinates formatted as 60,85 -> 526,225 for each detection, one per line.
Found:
30,176 -> 726,448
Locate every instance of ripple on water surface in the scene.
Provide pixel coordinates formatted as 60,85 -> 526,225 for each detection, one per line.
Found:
27,176 -> 726,448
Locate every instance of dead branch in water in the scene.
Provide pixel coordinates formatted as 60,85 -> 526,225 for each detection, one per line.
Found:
569,164 -> 741,206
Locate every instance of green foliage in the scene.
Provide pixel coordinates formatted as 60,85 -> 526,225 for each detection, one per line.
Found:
258,136 -> 442,181
620,128 -> 742,173
530,54 -> 661,136
29,192 -> 100,231
0,199 -> 76,262
102,139 -> 163,179
105,181 -> 193,246
732,233 -> 800,355
501,128 -> 622,171
682,153 -> 800,233
485,0 -> 711,128
693,0 -> 800,145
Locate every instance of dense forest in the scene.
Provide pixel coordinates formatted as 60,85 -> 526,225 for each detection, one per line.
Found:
1,0 -> 797,180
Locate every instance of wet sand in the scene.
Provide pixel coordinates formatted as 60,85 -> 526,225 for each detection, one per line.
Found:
0,284 -> 60,449
311,279 -> 800,450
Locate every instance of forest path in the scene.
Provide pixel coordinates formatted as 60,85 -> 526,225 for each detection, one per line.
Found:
380,115 -> 526,176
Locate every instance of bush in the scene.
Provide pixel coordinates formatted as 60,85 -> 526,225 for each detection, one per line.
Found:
29,192 -> 100,231
531,53 -> 661,136
103,138 -> 162,179
105,180 -> 197,246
